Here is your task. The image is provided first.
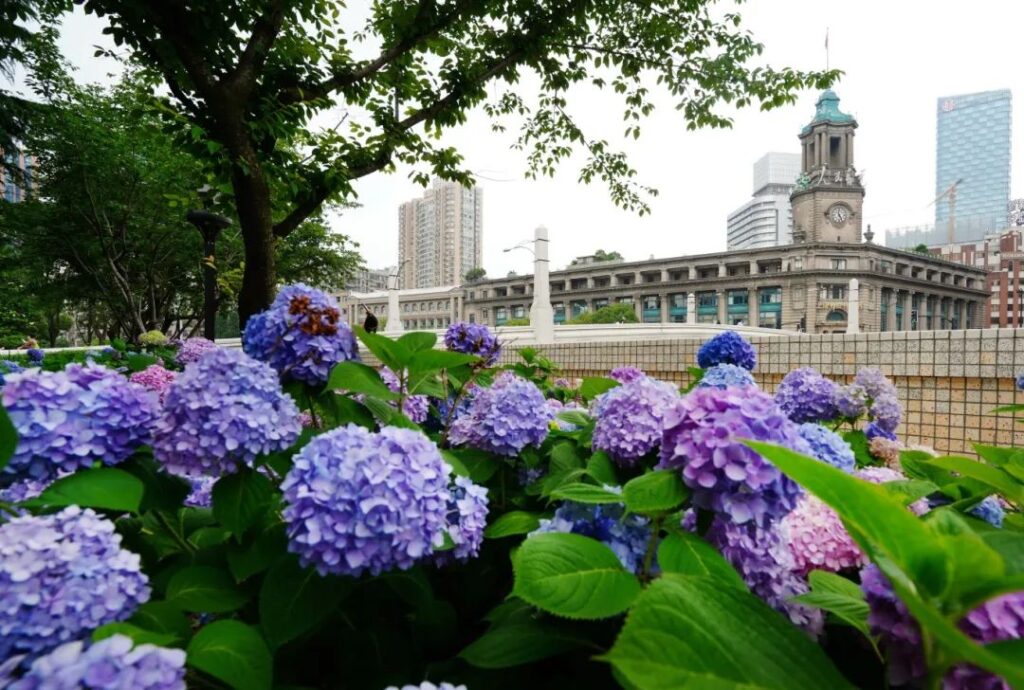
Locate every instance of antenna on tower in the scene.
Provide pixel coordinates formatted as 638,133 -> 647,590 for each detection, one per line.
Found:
825,28 -> 830,71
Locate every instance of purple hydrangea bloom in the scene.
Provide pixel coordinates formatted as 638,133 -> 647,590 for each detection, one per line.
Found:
518,466 -> 546,486
1017,374 -> 1024,391
3,363 -> 159,483
26,348 -> 44,365
448,372 -> 551,457
9,634 -> 185,690
1,359 -> 24,374
243,283 -> 358,384
659,386 -> 807,525
862,564 -> 926,687
834,383 -> 868,418
532,499 -> 652,574
183,475 -> 215,508
706,518 -> 822,633
385,684 -> 466,690
175,337 -> 218,366
797,423 -> 856,473
948,593 -> 1024,689
152,348 -> 301,477
854,367 -> 898,401
697,331 -> 757,371
0,507 -> 150,660
129,364 -> 177,403
870,394 -> 902,434
698,363 -> 756,389
380,366 -> 429,423
774,368 -> 839,423
444,322 -> 500,365
0,475 -> 55,504
592,376 -> 679,466
865,421 -> 898,442
609,366 -> 645,384
969,496 -> 1006,528
437,476 -> 489,564
281,424 -> 452,577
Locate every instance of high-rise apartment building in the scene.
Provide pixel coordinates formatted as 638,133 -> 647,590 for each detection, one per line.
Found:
345,266 -> 394,293
935,89 -> 1012,241
726,152 -> 800,249
1,150 -> 33,203
398,178 -> 482,289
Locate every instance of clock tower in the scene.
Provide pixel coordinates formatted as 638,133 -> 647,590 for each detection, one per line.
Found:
790,90 -> 865,244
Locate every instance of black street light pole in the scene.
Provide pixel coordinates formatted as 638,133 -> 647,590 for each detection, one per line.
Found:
186,208 -> 232,340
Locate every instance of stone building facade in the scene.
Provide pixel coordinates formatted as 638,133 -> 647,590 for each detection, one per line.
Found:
337,285 -> 463,332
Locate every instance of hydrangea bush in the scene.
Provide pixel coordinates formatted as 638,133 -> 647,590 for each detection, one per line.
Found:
2,314 -> 1024,690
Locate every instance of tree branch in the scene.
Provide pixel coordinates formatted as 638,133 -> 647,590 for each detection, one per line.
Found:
227,0 -> 289,96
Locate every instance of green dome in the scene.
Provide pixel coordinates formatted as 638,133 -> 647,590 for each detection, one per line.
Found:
801,89 -> 856,134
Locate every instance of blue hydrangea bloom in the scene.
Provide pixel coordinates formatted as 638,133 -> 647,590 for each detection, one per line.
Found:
532,499 -> 652,574
659,386 -> 807,525
698,363 -> 756,389
697,331 -> 757,370
3,363 -> 159,483
444,322 -> 500,365
152,348 -> 301,477
380,366 -> 429,423
774,367 -> 838,423
0,475 -> 55,504
609,366 -> 645,384
870,394 -> 902,434
243,283 -> 358,384
26,348 -> 44,365
969,496 -> 1006,528
865,421 -> 898,442
854,367 -> 898,401
436,476 -> 489,564
0,507 -> 150,661
183,475 -> 215,508
281,424 -> 452,577
797,423 -> 856,473
9,634 -> 185,690
175,337 -> 218,366
448,372 -> 551,457
592,376 -> 679,466
834,383 -> 868,418
1017,374 -> 1024,391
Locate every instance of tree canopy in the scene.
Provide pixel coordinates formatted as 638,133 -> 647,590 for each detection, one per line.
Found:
569,302 -> 638,324
571,249 -> 624,265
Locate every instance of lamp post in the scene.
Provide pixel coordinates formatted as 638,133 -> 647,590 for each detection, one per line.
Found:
384,259 -> 411,335
503,226 -> 554,344
186,192 -> 232,339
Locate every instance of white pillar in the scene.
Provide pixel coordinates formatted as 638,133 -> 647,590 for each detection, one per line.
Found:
530,226 -> 555,344
847,278 -> 860,334
384,274 -> 404,334
686,293 -> 696,325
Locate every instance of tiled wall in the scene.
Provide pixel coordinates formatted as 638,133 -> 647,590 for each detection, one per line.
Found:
493,329 -> 1024,454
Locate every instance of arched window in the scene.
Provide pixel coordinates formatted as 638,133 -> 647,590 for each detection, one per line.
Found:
826,309 -> 847,322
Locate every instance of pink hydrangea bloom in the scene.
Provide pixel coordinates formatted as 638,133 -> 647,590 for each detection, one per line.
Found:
782,495 -> 865,576
869,436 -> 903,469
129,364 -> 177,402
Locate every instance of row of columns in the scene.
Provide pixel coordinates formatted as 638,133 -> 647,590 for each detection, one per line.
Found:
882,289 -> 975,331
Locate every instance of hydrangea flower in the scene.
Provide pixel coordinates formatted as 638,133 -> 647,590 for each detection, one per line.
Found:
139,330 -> 168,347
129,364 -> 177,403
592,376 -> 679,466
834,383 -> 868,418
698,363 -> 756,389
774,368 -> 838,423
0,507 -> 150,660
969,496 -> 1006,528
8,634 -> 186,690
183,475 -> 215,508
706,518 -> 822,633
152,348 -> 301,477
175,337 -> 218,365
1017,374 -> 1024,391
869,436 -> 903,469
443,322 -> 500,365
448,372 -> 551,457
3,363 -> 159,483
948,593 -> 1024,689
865,422 -> 898,442
856,466 -> 929,515
854,367 -> 897,401
385,683 -> 466,690
697,331 -> 757,370
870,394 -> 902,435
0,475 -> 55,504
553,377 -> 573,389
782,495 -> 865,575
797,423 -> 856,473
437,476 -> 489,564
609,366 -> 645,384
281,425 -> 452,577
532,499 -> 651,574
26,348 -> 44,365
861,564 -> 926,687
659,386 -> 807,525
380,366 -> 429,423
243,283 -> 358,384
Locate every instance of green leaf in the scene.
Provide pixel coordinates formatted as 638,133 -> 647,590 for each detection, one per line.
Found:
549,483 -> 623,505
841,430 -> 873,468
657,533 -> 746,590
882,479 -> 940,508
227,525 -> 287,582
557,410 -> 592,428
167,565 -> 249,613
603,575 -> 855,690
118,454 -> 190,512
579,376 -> 619,402
397,331 -> 437,353
408,348 -> 479,374
460,621 -> 583,668
512,532 -> 641,620
92,622 -> 178,647
31,468 -> 144,513
586,450 -> 618,486
928,455 -> 1024,504
484,511 -> 543,539
623,470 -> 689,514
443,448 -> 500,483
187,620 -> 272,690
189,526 -> 231,548
792,570 -> 873,641
129,601 -> 192,643
355,327 -> 410,370
982,530 -> 1024,574
325,360 -> 397,400
973,444 -> 1020,468
125,353 -> 159,372
259,557 -> 352,649
0,405 -> 16,474
362,395 -> 419,429
212,468 -> 274,536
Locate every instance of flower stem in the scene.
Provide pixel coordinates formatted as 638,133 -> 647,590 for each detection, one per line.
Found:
640,514 -> 665,584
155,510 -> 196,554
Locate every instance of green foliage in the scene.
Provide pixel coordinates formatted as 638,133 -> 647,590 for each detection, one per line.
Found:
504,317 -> 531,326
464,267 -> 487,282
569,303 -> 640,325
792,570 -> 873,642
570,249 -> 624,265
28,467 -> 144,513
656,533 -> 747,590
186,620 -> 272,690
622,470 -> 689,515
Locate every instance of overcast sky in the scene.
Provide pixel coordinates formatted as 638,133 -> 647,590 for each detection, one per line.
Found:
49,1 -> 1024,277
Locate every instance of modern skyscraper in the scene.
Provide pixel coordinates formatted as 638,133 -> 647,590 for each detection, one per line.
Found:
935,89 -> 1012,242
1,150 -> 33,203
398,178 -> 483,288
727,152 -> 800,249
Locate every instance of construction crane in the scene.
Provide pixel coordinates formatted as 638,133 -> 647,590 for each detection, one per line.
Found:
930,178 -> 963,247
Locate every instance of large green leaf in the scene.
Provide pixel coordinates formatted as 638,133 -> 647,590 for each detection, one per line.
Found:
0,405 -> 17,474
927,455 -> 1024,505
579,376 -> 619,402
227,525 -> 287,582
187,620 -> 272,690
92,622 -> 178,647
31,468 -> 144,513
460,621 -> 584,668
549,483 -> 623,505
259,557 -> 352,649
623,470 -> 689,514
212,468 -> 274,536
484,510 -> 543,539
166,565 -> 249,613
656,533 -> 745,590
586,451 -> 618,486
408,348 -> 479,374
791,570 -> 873,642
512,532 -> 641,620
603,575 -> 854,690
129,601 -> 192,643
118,454 -> 191,512
325,360 -> 397,400
397,331 -> 437,353
355,327 -> 410,370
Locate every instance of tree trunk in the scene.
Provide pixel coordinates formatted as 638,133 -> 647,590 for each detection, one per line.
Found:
231,155 -> 277,329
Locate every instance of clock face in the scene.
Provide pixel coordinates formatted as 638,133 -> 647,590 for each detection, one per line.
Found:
828,205 -> 850,226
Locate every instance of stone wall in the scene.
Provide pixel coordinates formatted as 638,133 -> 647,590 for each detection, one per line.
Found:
494,329 -> 1024,455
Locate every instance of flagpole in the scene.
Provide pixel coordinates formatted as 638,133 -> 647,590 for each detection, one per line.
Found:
825,27 -> 830,71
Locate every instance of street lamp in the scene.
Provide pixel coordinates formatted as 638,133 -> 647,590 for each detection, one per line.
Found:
503,227 -> 553,343
186,188 -> 231,339
384,259 -> 411,335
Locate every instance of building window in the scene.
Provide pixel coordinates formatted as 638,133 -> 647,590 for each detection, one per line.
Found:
571,278 -> 588,290
727,290 -> 748,307
759,288 -> 782,304
697,292 -> 717,308
512,305 -> 526,319
819,284 -> 847,300
593,297 -> 609,310
826,310 -> 847,322
830,258 -> 847,270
